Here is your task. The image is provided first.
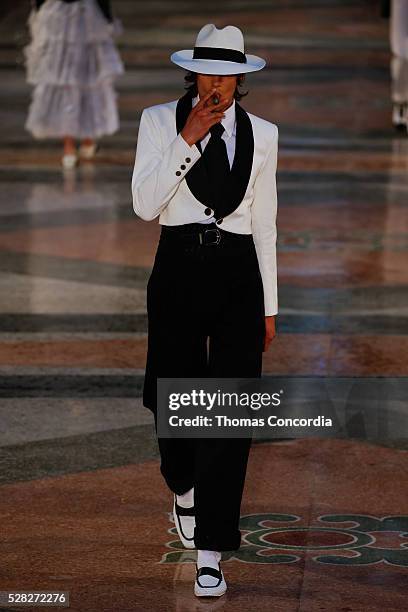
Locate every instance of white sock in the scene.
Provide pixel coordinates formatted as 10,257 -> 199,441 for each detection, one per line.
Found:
197,550 -> 222,587
176,487 -> 194,508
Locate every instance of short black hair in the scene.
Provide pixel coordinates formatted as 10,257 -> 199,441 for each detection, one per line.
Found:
183,71 -> 249,101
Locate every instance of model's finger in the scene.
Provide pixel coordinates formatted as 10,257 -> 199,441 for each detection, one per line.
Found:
197,88 -> 217,110
197,110 -> 221,121
203,88 -> 217,103
202,110 -> 225,121
196,108 -> 216,117
191,89 -> 215,115
216,97 -> 232,112
209,99 -> 231,114
200,110 -> 224,123
208,113 -> 225,124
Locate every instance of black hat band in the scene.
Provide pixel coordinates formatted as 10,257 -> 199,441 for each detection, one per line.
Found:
193,46 -> 247,63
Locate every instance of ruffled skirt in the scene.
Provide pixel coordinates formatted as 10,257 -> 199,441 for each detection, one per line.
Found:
24,0 -> 124,139
390,0 -> 408,102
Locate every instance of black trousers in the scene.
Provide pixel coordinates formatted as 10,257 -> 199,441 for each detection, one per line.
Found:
143,222 -> 265,551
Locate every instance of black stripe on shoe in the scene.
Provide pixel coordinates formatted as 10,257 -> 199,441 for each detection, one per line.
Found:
175,502 -> 195,517
174,495 -> 195,543
196,565 -> 222,588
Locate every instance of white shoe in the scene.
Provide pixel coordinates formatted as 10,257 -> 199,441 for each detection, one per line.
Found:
79,143 -> 97,159
194,563 -> 227,597
62,153 -> 78,169
392,102 -> 408,128
173,494 -> 196,549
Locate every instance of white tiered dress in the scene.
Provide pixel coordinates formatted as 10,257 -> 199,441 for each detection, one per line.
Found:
24,0 -> 124,139
390,0 -> 408,103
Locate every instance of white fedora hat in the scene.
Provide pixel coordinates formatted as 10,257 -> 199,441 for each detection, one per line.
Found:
170,23 -> 266,75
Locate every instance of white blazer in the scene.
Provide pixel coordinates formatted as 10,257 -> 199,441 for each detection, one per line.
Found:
131,90 -> 279,316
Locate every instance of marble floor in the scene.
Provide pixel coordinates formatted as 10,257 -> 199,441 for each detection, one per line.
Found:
0,1 -> 407,610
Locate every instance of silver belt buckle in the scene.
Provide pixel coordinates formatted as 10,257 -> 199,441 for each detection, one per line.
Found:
200,228 -> 221,246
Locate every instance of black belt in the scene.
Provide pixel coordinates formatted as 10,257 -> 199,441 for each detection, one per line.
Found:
160,223 -> 253,247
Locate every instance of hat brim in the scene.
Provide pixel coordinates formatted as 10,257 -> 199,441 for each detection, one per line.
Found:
170,50 -> 266,74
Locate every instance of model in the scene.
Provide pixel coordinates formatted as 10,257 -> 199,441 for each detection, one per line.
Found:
390,0 -> 408,131
131,23 -> 279,598
24,0 -> 124,167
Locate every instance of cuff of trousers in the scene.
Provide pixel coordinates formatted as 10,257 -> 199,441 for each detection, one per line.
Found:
160,466 -> 194,497
194,527 -> 242,552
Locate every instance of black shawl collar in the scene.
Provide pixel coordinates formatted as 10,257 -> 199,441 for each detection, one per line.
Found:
175,89 -> 254,220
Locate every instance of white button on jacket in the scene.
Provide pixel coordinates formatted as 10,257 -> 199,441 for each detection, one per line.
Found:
131,92 -> 279,316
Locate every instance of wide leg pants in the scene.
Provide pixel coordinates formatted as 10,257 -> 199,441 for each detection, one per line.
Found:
143,222 -> 265,551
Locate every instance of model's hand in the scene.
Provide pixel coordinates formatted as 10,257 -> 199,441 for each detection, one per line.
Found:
181,88 -> 230,146
263,316 -> 276,351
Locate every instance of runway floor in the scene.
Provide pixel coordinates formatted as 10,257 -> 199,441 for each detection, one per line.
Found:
0,0 -> 407,610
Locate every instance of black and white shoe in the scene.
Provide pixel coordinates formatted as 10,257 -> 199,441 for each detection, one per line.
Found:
194,563 -> 227,597
392,102 -> 408,130
173,494 -> 195,549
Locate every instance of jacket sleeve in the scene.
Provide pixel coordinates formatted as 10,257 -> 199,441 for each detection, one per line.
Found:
131,108 -> 202,221
251,126 -> 279,317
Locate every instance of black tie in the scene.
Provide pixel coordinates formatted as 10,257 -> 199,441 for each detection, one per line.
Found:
202,123 -> 231,217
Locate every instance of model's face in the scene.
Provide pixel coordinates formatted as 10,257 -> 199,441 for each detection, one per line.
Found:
196,73 -> 241,108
